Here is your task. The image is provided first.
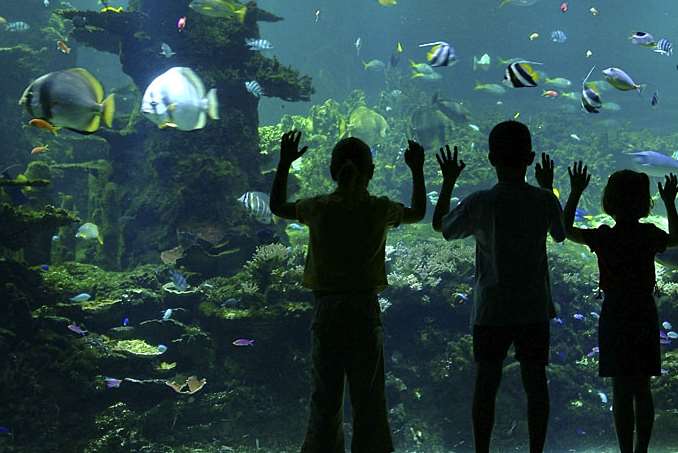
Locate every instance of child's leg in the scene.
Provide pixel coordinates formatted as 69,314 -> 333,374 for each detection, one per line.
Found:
632,376 -> 654,453
301,325 -> 347,453
520,362 -> 549,453
613,377 -> 635,453
472,360 -> 503,453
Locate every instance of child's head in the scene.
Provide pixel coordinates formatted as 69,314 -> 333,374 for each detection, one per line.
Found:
330,137 -> 374,190
602,170 -> 652,221
488,120 -> 535,170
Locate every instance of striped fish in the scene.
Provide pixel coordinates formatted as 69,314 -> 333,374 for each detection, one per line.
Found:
504,61 -> 541,88
551,30 -> 567,43
238,191 -> 273,223
6,21 -> 30,32
580,66 -> 602,114
245,80 -> 263,98
245,38 -> 273,51
418,41 -> 456,67
655,38 -> 673,56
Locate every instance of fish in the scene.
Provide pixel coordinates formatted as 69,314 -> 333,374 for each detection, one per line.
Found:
104,377 -> 122,388
651,90 -> 659,107
412,71 -> 442,81
581,66 -> 602,113
570,134 -> 581,141
663,321 -> 673,330
499,0 -> 540,6
177,16 -> 187,32
453,292 -> 469,304
169,270 -> 188,291
628,151 -> 678,177
67,323 -> 87,335
31,145 -> 49,155
287,223 -> 304,231
141,67 -> 219,131
528,32 -> 539,41
233,338 -> 255,346
560,92 -> 577,101
160,42 -> 175,58
573,313 -> 585,320
587,346 -> 599,357
469,124 -> 480,132
354,37 -> 362,56
603,67 -> 641,92
409,106 -> 446,149
418,41 -> 456,67
157,344 -> 168,353
122,317 -> 129,326
189,0 -> 247,22
100,6 -> 123,13
238,191 -> 273,223
40,264 -> 49,271
389,41 -> 404,68
473,53 -> 491,71
560,2 -> 568,12
585,50 -> 593,58
589,7 -> 598,15
346,106 -> 389,143
553,317 -> 564,325
76,222 -> 103,245
504,61 -> 541,88
551,30 -> 567,44
545,77 -> 571,88
598,392 -> 608,404
542,90 -> 558,98
575,208 -> 593,222
590,312 -> 600,319
162,308 -> 173,320
19,68 -> 115,135
56,40 -> 71,54
378,0 -> 397,6
70,293 -> 91,302
245,80 -> 263,98
245,38 -> 273,51
427,191 -> 439,204
363,59 -> 386,72
44,0 -> 50,5
5,21 -> 30,32
655,38 -> 673,56
474,82 -> 506,95
630,32 -> 656,47
432,93 -> 470,123
668,331 -> 678,340
314,9 -> 320,23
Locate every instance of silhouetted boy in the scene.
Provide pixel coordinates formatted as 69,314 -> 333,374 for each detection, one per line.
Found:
564,164 -> 678,453
432,121 -> 565,453
270,131 -> 426,453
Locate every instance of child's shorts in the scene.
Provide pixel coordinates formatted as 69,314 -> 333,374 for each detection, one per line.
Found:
473,322 -> 550,365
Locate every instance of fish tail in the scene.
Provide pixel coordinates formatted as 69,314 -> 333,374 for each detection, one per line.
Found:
234,5 -> 247,23
102,94 -> 115,128
411,72 -> 423,79
206,89 -> 219,120
499,0 -> 511,7
97,235 -> 104,246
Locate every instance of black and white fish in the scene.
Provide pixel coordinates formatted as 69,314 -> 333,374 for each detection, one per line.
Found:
630,31 -> 656,47
160,42 -> 175,58
6,21 -> 30,32
504,61 -> 541,88
418,41 -> 456,67
238,191 -> 273,223
580,66 -> 602,114
245,38 -> 273,51
655,38 -> 673,56
245,80 -> 263,98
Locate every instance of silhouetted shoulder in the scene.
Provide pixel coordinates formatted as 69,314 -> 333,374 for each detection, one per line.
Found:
640,222 -> 669,254
371,195 -> 405,228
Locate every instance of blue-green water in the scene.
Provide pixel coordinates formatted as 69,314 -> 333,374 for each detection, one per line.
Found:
1,0 -> 678,452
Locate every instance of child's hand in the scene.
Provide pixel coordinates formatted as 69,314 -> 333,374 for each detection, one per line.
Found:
279,130 -> 308,167
535,153 -> 555,190
567,160 -> 591,194
404,140 -> 425,171
659,173 -> 678,204
436,145 -> 465,181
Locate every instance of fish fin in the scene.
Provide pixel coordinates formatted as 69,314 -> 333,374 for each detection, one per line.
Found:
83,113 -> 101,133
234,5 -> 247,23
102,94 -> 115,128
179,68 -> 206,96
65,127 -> 97,135
206,88 -> 219,120
411,72 -> 423,79
68,68 -> 105,103
195,112 -> 207,130
159,122 -> 177,129
499,0 -> 511,7
426,45 -> 441,62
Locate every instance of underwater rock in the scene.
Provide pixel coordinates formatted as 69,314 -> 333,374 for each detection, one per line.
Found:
137,318 -> 188,345
113,339 -> 168,357
176,245 -> 246,279
161,281 -> 202,308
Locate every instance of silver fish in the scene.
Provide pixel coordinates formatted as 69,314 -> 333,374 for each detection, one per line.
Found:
245,80 -> 263,98
238,191 -> 272,223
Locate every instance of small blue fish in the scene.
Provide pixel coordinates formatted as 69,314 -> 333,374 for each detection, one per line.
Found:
160,42 -> 175,58
122,317 -> 129,327
245,80 -> 263,98
288,223 -> 305,231
573,313 -> 585,320
157,344 -> 168,353
574,208 -> 591,222
668,331 -> 678,339
655,38 -> 673,56
553,317 -> 564,325
52,235 -> 60,241
162,308 -> 173,320
598,391 -> 608,404
104,377 -> 122,388
663,321 -> 673,330
40,264 -> 49,271
70,293 -> 91,302
551,30 -> 567,43
245,38 -> 273,51
587,346 -> 600,357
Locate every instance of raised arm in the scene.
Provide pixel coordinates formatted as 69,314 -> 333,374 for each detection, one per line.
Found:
402,140 -> 427,224
270,130 -> 308,220
659,173 -> 678,247
563,160 -> 591,244
432,145 -> 465,232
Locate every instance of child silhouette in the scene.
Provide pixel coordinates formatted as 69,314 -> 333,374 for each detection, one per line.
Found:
432,121 -> 565,453
270,131 -> 426,453
564,164 -> 678,453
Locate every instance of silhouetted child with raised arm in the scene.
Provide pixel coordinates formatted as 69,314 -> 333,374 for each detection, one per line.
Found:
270,131 -> 426,453
564,164 -> 678,453
432,121 -> 565,453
